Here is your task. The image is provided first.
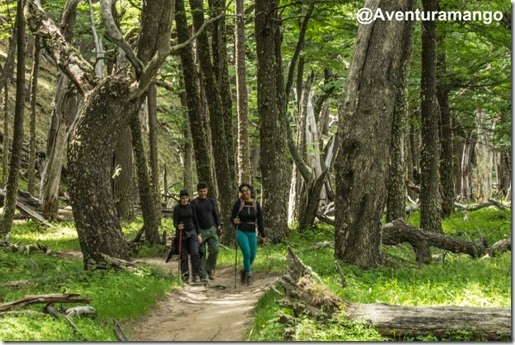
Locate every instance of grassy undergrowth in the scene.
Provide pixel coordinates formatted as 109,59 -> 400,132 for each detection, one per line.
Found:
1,206 -> 511,341
248,207 -> 511,341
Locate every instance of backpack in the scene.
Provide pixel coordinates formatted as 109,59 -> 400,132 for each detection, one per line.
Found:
238,198 -> 257,215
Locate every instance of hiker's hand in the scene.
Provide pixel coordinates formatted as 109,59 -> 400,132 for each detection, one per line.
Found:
259,237 -> 266,246
217,226 -> 223,236
197,234 -> 202,244
233,217 -> 240,225
178,223 -> 184,230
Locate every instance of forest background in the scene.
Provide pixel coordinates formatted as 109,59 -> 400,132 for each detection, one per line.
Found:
0,0 -> 511,341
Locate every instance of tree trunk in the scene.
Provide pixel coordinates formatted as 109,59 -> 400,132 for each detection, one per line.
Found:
209,0 -> 236,185
1,0 -> 25,235
27,35 -> 41,196
179,79 -> 194,193
68,77 -> 137,266
113,126 -> 135,221
473,110 -> 493,203
437,46 -> 454,218
190,0 -> 236,243
419,0 -> 442,233
174,0 -> 216,195
497,151 -> 511,199
0,24 -> 17,98
147,84 -> 161,225
334,0 -> 415,268
234,0 -> 252,185
386,6 -> 415,222
2,78 -> 10,188
40,0 -> 81,221
460,139 -> 473,200
255,0 -> 289,243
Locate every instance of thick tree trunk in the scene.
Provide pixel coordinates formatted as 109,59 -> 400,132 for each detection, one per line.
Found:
68,77 -> 136,266
190,0 -> 235,243
334,0 -> 415,268
282,247 -> 511,341
234,0 -> 252,185
178,79 -> 194,193
2,79 -> 10,188
27,36 -> 41,196
420,0 -> 442,233
386,7 -> 415,222
1,0 -> 25,235
113,126 -> 134,221
255,0 -> 289,243
497,151 -> 511,199
174,0 -> 216,196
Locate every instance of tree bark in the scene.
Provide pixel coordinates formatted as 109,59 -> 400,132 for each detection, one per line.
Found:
1,0 -> 25,235
436,48 -> 454,218
473,110 -> 493,203
255,0 -> 290,242
179,78 -> 194,193
386,8 -> 415,222
147,83 -> 161,225
234,0 -> 252,185
189,0 -> 235,243
27,35 -> 41,196
420,0 -> 442,233
2,76 -> 10,188
334,0 -> 415,268
174,0 -> 216,196
113,126 -> 134,221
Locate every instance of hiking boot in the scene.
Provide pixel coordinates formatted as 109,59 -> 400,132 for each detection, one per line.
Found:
207,270 -> 215,280
245,272 -> 253,286
193,276 -> 200,283
200,276 -> 209,283
240,269 -> 245,284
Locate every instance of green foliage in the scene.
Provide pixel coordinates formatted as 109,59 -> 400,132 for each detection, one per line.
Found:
0,249 -> 175,341
248,207 -> 511,341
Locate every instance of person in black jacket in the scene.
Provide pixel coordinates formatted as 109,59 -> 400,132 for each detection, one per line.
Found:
173,189 -> 203,283
230,183 -> 266,285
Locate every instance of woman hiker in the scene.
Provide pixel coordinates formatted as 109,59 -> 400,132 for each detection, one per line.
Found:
230,183 -> 266,285
173,189 -> 203,283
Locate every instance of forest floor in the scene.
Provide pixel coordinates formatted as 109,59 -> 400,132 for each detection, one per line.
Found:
129,257 -> 280,341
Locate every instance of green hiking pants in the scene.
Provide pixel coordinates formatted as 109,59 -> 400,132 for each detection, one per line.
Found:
199,226 -> 219,277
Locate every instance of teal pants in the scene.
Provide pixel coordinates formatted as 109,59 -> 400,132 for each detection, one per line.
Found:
236,229 -> 257,273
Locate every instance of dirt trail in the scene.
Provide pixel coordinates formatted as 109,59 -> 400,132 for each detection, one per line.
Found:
130,257 -> 279,341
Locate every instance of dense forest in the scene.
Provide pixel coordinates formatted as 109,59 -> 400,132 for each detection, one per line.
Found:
0,0 -> 511,341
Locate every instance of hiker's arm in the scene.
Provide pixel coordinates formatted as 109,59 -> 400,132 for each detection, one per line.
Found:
212,198 -> 221,227
172,206 -> 179,230
230,201 -> 239,225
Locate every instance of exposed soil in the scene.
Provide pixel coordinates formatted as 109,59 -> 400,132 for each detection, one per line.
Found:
130,257 -> 280,341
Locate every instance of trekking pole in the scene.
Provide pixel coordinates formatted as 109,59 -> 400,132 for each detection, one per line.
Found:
178,224 -> 183,282
234,226 -> 239,289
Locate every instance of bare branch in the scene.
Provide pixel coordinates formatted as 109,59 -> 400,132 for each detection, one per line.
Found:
100,0 -> 144,76
25,0 -> 97,95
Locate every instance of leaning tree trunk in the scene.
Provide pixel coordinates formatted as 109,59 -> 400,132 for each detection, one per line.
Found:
386,8 -> 415,222
419,0 -> 442,233
1,0 -> 25,235
68,77 -> 138,266
2,78 -> 10,188
334,0 -> 415,268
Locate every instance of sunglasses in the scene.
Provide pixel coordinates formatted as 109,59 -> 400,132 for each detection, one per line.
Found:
240,189 -> 250,193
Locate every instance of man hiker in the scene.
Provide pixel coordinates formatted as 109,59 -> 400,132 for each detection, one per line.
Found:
190,182 -> 222,281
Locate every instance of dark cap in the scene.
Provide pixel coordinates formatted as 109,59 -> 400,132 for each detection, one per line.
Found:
179,189 -> 189,197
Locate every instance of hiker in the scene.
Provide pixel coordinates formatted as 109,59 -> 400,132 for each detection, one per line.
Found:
190,182 -> 222,281
173,189 -> 203,283
231,183 -> 266,285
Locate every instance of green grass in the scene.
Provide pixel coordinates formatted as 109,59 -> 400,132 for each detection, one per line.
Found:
248,208 -> 511,341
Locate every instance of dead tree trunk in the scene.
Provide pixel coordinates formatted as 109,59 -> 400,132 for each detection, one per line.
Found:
281,247 -> 511,341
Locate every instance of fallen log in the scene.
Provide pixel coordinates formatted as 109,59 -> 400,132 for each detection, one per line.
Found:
382,219 -> 487,263
0,293 -> 90,312
281,247 -> 511,341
